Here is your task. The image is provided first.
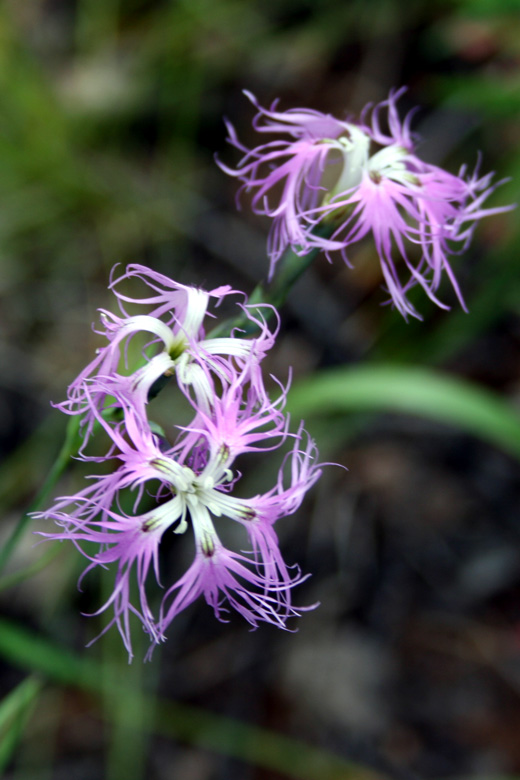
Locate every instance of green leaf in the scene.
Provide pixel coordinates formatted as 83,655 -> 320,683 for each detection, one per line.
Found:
287,364 -> 520,459
0,618 -> 383,780
0,676 -> 42,772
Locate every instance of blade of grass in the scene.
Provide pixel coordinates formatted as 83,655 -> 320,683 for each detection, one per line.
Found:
287,364 -> 520,460
0,618 -> 383,780
101,575 -> 153,780
0,676 -> 42,773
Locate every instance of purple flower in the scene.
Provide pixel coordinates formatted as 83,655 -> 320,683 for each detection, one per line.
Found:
156,541 -> 310,648
217,90 -> 358,271
57,264 -> 278,444
220,88 -> 513,319
155,427 -> 323,649
37,267 -> 322,658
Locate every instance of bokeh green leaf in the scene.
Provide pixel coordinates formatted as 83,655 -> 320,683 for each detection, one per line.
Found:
288,364 -> 520,459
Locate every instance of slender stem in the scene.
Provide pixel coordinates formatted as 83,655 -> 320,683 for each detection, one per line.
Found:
0,544 -> 65,594
0,416 -> 82,575
208,234 -> 330,338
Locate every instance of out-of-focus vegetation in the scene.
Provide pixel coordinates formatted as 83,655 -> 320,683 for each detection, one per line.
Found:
1,1 -> 520,779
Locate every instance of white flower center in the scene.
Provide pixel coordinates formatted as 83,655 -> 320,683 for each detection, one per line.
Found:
329,125 -> 371,197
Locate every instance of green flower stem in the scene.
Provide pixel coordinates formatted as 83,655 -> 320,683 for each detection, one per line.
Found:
0,544 -> 65,594
209,231 -> 331,338
0,415 -> 82,576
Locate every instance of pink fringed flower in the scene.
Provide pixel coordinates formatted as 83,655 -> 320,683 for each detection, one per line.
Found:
57,263 -> 278,443
220,88 -> 513,319
37,267 -> 322,659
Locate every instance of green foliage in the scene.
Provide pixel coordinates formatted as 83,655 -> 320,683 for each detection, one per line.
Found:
0,677 -> 42,773
0,618 -> 381,780
288,364 -> 520,459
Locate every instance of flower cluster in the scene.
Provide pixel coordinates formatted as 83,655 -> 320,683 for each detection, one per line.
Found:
219,88 -> 512,319
37,265 -> 322,659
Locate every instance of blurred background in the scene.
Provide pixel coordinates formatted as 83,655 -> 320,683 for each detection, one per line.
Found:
1,0 -> 520,778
